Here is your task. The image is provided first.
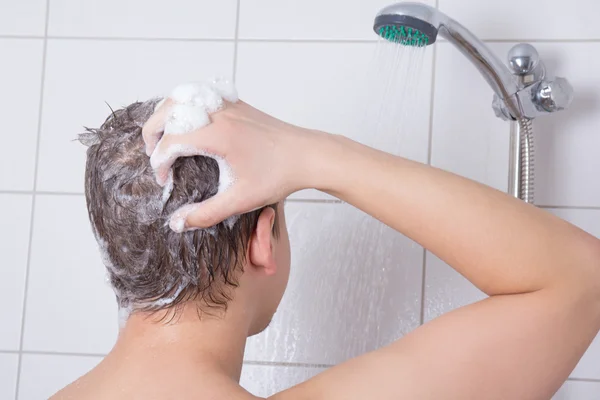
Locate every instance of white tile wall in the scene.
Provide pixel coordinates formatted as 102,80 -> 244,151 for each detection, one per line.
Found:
237,41 -> 433,199
237,42 -> 433,159
533,43 -> 600,207
433,40 -> 600,206
245,203 -> 423,365
439,0 -> 600,40
0,39 -> 43,191
554,380 -> 600,400
0,195 -> 33,351
431,42 -> 512,191
239,0 -> 435,40
3,0 -> 600,397
0,354 -> 19,400
18,354 -> 102,400
22,195 -> 118,354
0,0 -> 47,36
48,0 -> 237,39
37,40 -> 234,193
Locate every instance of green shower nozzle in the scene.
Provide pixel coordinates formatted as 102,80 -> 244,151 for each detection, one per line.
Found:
373,12 -> 438,47
378,25 -> 429,46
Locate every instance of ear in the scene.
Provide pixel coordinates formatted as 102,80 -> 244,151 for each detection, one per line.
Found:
248,207 -> 277,276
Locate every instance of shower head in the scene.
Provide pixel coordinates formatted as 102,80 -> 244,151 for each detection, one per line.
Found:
373,2 -> 573,120
374,2 -> 441,46
373,2 -> 522,118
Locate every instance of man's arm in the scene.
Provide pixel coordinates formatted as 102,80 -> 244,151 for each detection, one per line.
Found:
144,101 -> 600,399
271,133 -> 600,400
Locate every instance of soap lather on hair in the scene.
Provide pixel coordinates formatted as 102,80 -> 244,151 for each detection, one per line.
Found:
152,79 -> 239,220
79,85 -> 279,315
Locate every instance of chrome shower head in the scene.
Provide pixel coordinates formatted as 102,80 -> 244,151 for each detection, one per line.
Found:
373,2 -> 574,121
373,2 -> 522,117
373,2 -> 441,46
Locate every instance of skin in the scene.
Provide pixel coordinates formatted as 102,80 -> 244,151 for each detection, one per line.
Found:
56,99 -> 600,400
55,203 -> 291,400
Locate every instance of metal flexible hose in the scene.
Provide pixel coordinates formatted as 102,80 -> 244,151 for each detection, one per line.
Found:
517,118 -> 535,204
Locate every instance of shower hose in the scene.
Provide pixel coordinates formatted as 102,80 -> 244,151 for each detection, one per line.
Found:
518,118 -> 535,204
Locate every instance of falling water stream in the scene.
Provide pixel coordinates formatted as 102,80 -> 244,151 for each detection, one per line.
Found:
246,42 -> 432,392
360,38 -> 428,155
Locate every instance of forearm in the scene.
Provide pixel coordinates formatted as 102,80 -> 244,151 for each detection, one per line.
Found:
311,132 -> 600,296
287,130 -> 600,400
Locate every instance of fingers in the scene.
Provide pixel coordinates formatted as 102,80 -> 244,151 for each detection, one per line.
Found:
169,189 -> 242,231
150,138 -> 199,186
142,98 -> 172,156
150,125 -> 224,186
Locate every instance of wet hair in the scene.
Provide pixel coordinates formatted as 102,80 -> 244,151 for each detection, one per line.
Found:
80,99 -> 278,314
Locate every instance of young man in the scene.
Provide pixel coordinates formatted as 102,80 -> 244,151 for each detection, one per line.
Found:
56,95 -> 600,399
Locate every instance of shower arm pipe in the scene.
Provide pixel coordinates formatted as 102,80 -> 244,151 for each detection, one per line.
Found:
438,17 -> 535,204
436,20 -> 523,119
431,16 -> 535,203
436,18 -> 535,203
385,7 -> 535,202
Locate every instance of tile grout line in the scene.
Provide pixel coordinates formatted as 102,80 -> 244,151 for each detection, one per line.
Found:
566,377 -> 600,383
286,198 -> 342,204
34,191 -> 84,196
0,190 -> 344,204
3,198 -> 599,210
0,195 -> 597,210
5,347 -> 600,380
0,190 -> 37,196
539,205 -> 600,211
238,38 -> 376,44
480,38 -> 600,43
0,190 -> 85,196
434,38 -> 600,44
14,1 -> 51,398
4,35 -> 600,44
0,35 -> 45,40
232,0 -> 242,82
7,347 -> 600,381
2,35 -> 235,42
1,190 -> 600,210
22,350 -> 107,358
3,191 -> 600,209
242,360 -> 332,369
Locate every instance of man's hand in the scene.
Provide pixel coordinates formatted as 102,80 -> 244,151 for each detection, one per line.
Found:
143,99 -> 321,231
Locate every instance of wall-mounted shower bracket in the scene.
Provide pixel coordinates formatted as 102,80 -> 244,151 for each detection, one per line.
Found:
491,43 -> 574,202
492,44 -> 574,121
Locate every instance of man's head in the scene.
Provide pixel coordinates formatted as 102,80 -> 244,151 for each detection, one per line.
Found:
80,99 -> 290,334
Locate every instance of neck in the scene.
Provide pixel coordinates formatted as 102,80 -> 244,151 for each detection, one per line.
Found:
113,302 -> 251,381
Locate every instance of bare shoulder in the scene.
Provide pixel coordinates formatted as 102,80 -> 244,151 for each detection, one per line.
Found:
51,369 -> 266,400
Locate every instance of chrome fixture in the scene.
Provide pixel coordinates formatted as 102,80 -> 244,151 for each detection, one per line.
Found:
373,2 -> 574,203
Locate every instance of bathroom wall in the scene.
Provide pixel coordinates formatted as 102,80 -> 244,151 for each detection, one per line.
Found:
1,0 -> 599,398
